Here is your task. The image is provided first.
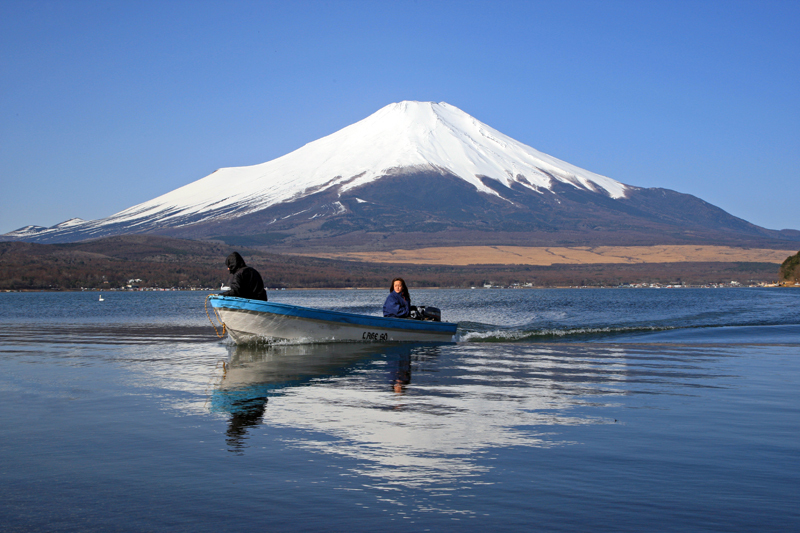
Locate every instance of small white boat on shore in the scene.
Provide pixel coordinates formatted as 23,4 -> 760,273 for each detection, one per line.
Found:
208,295 -> 458,344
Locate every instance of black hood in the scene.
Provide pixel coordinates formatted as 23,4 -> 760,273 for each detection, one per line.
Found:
226,252 -> 247,274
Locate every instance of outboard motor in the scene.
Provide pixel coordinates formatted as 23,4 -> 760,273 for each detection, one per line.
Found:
410,305 -> 441,322
421,306 -> 442,322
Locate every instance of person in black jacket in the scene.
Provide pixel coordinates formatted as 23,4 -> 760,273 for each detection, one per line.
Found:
220,252 -> 268,301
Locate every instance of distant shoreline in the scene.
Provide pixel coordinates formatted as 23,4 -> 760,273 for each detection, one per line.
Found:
5,283 -> 798,294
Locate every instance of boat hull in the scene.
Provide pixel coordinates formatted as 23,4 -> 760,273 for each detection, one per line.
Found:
209,296 -> 458,344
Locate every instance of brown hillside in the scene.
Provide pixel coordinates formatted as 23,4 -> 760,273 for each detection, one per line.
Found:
0,235 -> 785,290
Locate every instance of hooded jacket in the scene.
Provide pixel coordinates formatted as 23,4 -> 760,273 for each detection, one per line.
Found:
221,252 -> 268,301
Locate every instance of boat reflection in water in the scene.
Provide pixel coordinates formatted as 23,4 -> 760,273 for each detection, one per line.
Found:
211,342 -> 421,453
208,341 -> 604,487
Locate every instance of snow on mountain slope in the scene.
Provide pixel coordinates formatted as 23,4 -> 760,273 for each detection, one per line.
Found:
115,101 -> 626,226
4,101 -> 629,241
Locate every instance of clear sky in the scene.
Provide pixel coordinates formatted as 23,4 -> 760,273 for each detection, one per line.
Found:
1,0 -> 798,235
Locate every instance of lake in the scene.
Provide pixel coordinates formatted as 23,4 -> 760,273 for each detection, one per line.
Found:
1,288 -> 798,531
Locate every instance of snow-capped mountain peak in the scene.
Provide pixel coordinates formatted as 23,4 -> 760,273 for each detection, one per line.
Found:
111,101 -> 627,225
3,101 -> 631,242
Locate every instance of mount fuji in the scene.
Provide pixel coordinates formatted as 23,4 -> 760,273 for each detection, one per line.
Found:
4,101 -> 798,249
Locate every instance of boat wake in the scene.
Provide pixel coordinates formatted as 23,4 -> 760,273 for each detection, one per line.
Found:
457,323 -> 677,343
456,322 -> 800,344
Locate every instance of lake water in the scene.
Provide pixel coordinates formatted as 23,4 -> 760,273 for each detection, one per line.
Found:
1,289 -> 799,531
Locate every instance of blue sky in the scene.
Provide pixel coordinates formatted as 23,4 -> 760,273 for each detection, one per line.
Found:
1,0 -> 798,235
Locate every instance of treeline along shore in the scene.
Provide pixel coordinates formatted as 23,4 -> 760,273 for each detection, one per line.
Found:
0,235 -> 795,291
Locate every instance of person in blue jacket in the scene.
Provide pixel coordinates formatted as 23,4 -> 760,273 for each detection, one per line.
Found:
383,277 -> 410,318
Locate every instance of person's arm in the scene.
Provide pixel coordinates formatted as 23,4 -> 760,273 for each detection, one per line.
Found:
221,271 -> 242,296
398,296 -> 409,317
383,293 -> 400,317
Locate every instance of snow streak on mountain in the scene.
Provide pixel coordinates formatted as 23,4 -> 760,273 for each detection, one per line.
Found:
5,101 -> 629,242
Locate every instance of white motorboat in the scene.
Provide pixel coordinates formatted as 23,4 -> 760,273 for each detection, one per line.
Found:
208,295 -> 457,344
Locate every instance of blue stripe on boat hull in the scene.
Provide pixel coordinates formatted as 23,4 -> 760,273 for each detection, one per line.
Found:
209,296 -> 457,344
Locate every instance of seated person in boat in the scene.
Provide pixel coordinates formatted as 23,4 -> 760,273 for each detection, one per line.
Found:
220,252 -> 268,301
383,277 -> 410,318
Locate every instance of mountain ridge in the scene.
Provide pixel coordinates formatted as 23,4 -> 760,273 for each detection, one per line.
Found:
4,101 -> 799,248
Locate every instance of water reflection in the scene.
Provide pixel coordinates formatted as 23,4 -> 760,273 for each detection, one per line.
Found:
209,342 -> 620,482
1,316 -> 745,518
213,342 -> 392,453
225,396 -> 269,452
388,349 -> 412,394
207,340 -> 738,502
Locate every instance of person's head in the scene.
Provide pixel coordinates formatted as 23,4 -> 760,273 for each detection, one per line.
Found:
226,252 -> 246,274
390,277 -> 410,301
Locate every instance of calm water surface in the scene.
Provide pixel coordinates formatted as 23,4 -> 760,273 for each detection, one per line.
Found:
1,289 -> 798,531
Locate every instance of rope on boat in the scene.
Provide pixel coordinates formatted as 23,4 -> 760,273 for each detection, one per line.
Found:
205,294 -> 227,339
